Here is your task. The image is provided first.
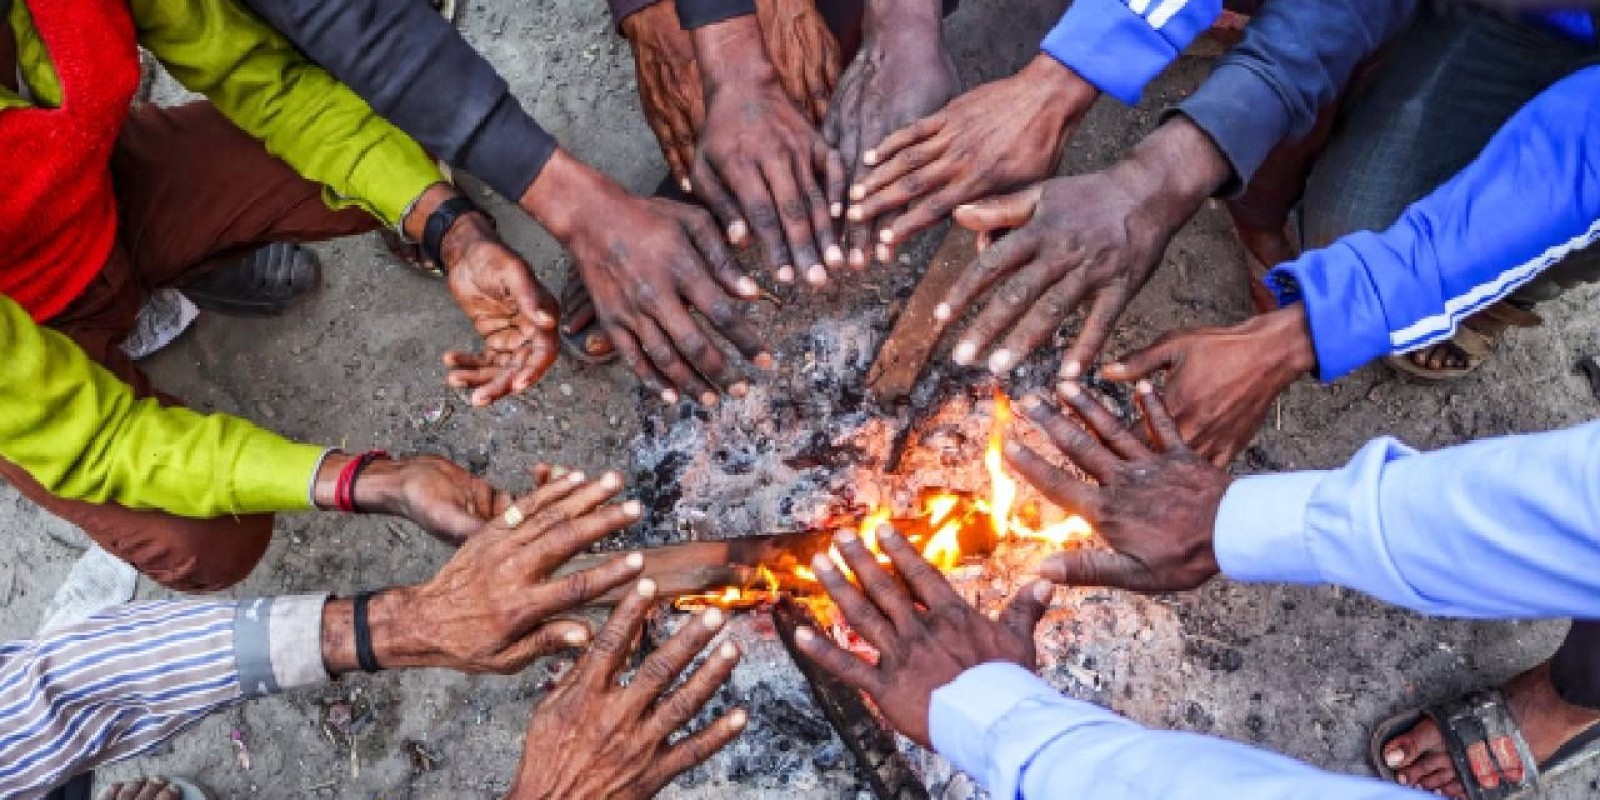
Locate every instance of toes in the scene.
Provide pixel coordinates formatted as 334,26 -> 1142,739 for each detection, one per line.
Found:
1411,752 -> 1458,791
1386,718 -> 1444,771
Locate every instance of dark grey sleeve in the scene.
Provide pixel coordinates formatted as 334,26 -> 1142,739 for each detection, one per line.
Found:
1175,0 -> 1419,192
243,0 -> 557,202
675,0 -> 756,28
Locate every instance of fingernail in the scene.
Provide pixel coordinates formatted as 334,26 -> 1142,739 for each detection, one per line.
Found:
730,381 -> 749,398
825,245 -> 844,266
662,389 -> 680,404
847,206 -> 866,222
720,641 -> 740,660
728,708 -> 749,729
863,149 -> 879,165
795,626 -> 816,643
623,500 -> 643,518
703,607 -> 725,630
956,203 -> 977,213
602,471 -> 622,489
1020,394 -> 1042,410
564,628 -> 590,646
1060,361 -> 1082,379
934,303 -> 951,322
754,352 -> 776,370
637,578 -> 658,598
736,276 -> 760,298
1105,362 -> 1127,375
1385,748 -> 1406,768
830,202 -> 843,219
1057,381 -> 1082,398
1032,580 -> 1054,603
1396,773 -> 1409,786
835,528 -> 858,544
848,248 -> 867,267
874,243 -> 892,263
877,524 -> 900,541
534,310 -> 557,327
952,341 -> 977,366
988,349 -> 1015,375
776,266 -> 796,284
679,177 -> 693,193
806,264 -> 827,286
569,471 -> 587,484
812,553 -> 835,573
728,221 -> 749,243
701,391 -> 719,406
625,551 -> 645,569
879,228 -> 895,244
1136,379 -> 1154,394
1004,440 -> 1023,455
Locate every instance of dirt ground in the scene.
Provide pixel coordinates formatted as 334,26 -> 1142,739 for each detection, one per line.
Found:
4,0 -> 1600,797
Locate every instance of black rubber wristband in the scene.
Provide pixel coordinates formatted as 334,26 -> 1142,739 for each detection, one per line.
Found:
421,195 -> 483,274
352,591 -> 382,673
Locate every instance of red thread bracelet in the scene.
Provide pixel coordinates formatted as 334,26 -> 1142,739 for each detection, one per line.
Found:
335,450 -> 389,513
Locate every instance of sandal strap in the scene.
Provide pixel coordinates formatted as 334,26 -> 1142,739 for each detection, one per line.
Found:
1423,689 -> 1540,800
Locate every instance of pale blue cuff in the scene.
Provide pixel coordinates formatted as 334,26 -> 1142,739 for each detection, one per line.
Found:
1213,472 -> 1327,585
930,662 -> 1061,787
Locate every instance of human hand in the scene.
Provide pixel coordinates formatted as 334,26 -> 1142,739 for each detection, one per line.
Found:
937,118 -> 1231,378
793,524 -> 1053,746
508,578 -> 746,799
844,54 -> 1094,258
311,453 -> 508,545
823,0 -> 958,268
1101,305 -> 1317,465
521,151 -> 770,403
690,15 -> 846,286
622,3 -> 705,186
357,471 -> 649,674
1004,382 -> 1232,592
756,0 -> 842,124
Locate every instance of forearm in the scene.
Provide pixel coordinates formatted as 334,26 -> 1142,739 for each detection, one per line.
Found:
1215,421 -> 1600,619
1176,0 -> 1417,190
931,663 -> 1419,800
1039,0 -> 1220,105
240,0 -> 556,201
0,296 -> 322,516
1269,66 -> 1600,381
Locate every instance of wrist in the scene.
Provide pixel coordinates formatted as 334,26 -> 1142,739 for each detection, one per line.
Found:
1257,303 -> 1318,378
319,590 -> 435,676
1015,53 -> 1097,133
1115,117 -> 1230,232
864,0 -> 942,35
402,183 -> 460,242
349,457 -> 408,518
693,15 -> 777,91
620,1 -> 675,43
519,149 -> 622,244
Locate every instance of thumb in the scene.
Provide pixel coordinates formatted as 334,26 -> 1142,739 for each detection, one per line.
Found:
999,578 -> 1054,644
1102,336 -> 1183,382
954,186 -> 1043,234
1037,550 -> 1154,592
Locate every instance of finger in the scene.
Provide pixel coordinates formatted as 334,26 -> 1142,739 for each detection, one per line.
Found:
1133,380 -> 1187,453
1024,384 -> 1126,480
509,262 -> 562,338
809,547 -> 896,650
578,577 -> 656,690
680,208 -> 761,304
1036,549 -> 1157,591
1002,439 -> 1100,520
607,323 -> 674,400
993,276 -> 1097,374
817,141 -> 848,235
521,500 -> 644,575
690,156 -> 749,246
518,468 -> 588,519
760,157 -> 822,283
529,470 -> 626,530
491,618 -> 597,672
797,149 -> 844,275
1043,383 -> 1149,460
875,524 -> 963,611
1100,336 -> 1182,383
886,185 -> 972,244
633,312 -> 717,402
647,284 -> 735,396
999,579 -> 1053,643
646,708 -> 748,790
443,357 -> 507,395
530,463 -> 553,488
509,338 -> 559,396
959,264 -> 1077,376
831,529 -> 918,633
939,233 -> 1040,366
1059,292 -> 1127,381
678,263 -> 764,370
850,140 -> 950,221
725,160 -> 793,280
793,624 -> 882,694
953,188 -> 1041,234
860,115 -> 942,173
631,608 -> 729,706
871,211 -> 900,266
641,633 -> 741,739
133,781 -> 172,800
561,285 -> 597,334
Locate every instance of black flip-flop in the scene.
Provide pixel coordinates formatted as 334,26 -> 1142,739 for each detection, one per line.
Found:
181,242 -> 320,318
558,263 -> 617,365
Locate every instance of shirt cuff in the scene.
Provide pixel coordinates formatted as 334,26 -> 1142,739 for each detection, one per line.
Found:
930,661 -> 1061,782
1173,61 -> 1297,194
460,94 -> 559,201
234,594 -> 332,698
674,0 -> 754,29
228,436 -> 327,513
1213,472 -> 1327,584
1039,0 -> 1182,104
1267,237 -> 1397,381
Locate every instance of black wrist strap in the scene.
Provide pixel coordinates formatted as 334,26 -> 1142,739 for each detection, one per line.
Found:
421,194 -> 483,274
352,591 -> 382,673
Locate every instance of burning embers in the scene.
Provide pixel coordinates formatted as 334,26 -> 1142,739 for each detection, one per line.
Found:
674,393 -> 1094,615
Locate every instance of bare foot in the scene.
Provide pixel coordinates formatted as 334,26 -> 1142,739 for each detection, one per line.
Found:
559,263 -> 615,361
1382,662 -> 1600,798
1404,341 -> 1471,373
96,779 -> 181,800
1232,224 -> 1297,316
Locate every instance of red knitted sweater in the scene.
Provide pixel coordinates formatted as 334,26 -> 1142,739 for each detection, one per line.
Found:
0,0 -> 140,322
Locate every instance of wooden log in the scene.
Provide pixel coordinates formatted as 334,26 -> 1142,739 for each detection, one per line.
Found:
865,225 -> 978,408
772,598 -> 931,800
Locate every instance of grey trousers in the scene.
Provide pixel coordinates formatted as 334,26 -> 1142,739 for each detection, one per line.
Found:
1300,6 -> 1600,307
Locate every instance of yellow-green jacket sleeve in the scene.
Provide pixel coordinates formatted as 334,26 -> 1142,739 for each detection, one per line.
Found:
0,296 -> 322,516
130,0 -> 443,226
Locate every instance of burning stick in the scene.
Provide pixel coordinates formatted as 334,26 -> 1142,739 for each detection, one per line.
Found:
772,597 -> 931,800
866,226 -> 977,409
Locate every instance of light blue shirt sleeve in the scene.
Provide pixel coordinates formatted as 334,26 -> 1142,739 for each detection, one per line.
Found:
931,662 -> 1422,800
1040,0 -> 1221,104
1216,421 -> 1600,618
1266,66 -> 1600,381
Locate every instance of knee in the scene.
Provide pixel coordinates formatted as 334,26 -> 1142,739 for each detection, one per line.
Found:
147,513 -> 275,593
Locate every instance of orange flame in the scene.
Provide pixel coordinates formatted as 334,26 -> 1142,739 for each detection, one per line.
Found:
985,392 -> 1017,539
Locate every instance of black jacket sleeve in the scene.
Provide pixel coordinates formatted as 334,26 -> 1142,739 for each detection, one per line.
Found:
244,0 -> 557,202
1174,0 -> 1419,193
